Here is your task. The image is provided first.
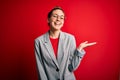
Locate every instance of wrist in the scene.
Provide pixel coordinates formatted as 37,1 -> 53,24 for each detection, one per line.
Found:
77,47 -> 83,52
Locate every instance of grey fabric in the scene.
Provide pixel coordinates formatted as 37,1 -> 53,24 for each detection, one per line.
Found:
34,31 -> 85,80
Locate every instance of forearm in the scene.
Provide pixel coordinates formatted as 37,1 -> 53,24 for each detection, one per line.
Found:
68,49 -> 85,72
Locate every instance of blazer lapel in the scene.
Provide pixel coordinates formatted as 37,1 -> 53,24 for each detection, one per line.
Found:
57,32 -> 71,68
57,32 -> 65,66
43,32 -> 59,68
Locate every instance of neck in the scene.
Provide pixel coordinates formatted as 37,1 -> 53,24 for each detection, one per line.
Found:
49,30 -> 60,39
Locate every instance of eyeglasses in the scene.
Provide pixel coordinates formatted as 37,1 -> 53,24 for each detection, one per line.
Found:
51,14 -> 65,20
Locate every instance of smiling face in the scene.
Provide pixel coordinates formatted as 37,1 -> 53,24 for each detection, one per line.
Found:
48,9 -> 65,31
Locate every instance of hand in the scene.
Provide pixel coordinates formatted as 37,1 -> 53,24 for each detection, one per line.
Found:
77,41 -> 97,51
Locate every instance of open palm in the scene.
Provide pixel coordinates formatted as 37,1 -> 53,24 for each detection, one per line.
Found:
78,41 -> 97,51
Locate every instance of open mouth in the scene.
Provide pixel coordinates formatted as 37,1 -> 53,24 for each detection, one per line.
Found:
54,22 -> 61,25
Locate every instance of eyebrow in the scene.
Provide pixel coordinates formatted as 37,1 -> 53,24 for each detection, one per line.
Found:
53,13 -> 64,16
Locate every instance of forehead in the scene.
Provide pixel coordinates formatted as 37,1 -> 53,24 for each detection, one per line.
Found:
52,9 -> 64,16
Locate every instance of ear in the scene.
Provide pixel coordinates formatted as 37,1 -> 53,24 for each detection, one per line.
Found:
47,18 -> 50,26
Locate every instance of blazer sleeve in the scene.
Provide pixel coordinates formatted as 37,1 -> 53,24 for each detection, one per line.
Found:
34,39 -> 48,80
68,36 -> 86,72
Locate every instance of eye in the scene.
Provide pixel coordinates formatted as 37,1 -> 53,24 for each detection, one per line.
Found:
52,15 -> 57,18
52,14 -> 64,20
60,17 -> 64,20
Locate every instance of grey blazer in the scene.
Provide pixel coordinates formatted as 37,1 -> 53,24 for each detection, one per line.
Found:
34,31 -> 85,80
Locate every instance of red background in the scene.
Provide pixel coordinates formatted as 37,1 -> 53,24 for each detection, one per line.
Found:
0,0 -> 120,80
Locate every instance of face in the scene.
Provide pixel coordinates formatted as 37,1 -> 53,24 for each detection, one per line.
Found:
48,9 -> 65,31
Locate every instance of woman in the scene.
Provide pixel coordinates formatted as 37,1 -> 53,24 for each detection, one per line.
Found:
34,7 -> 96,80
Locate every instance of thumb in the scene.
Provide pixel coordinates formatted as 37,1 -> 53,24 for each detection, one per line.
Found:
84,41 -> 88,44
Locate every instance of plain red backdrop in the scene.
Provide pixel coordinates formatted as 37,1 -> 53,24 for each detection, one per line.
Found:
0,0 -> 120,80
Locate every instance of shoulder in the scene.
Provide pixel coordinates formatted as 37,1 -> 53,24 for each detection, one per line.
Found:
61,32 -> 76,45
62,32 -> 75,39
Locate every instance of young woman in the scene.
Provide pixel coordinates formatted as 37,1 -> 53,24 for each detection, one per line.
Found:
34,7 -> 96,80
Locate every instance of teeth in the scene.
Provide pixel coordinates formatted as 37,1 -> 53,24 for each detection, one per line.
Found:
55,22 -> 61,25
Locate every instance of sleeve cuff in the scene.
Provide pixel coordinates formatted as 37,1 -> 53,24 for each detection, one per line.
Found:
75,49 -> 86,58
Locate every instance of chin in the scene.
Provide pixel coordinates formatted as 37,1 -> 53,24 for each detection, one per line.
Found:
54,28 -> 61,31
54,26 -> 62,29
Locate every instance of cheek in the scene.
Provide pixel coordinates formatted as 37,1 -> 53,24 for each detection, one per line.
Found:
62,20 -> 64,24
48,20 -> 54,25
48,18 -> 55,23
51,17 -> 56,22
49,22 -> 54,26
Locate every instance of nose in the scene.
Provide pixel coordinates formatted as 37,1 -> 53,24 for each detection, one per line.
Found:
56,16 -> 60,21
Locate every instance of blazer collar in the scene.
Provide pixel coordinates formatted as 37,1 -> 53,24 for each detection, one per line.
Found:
44,31 -> 65,43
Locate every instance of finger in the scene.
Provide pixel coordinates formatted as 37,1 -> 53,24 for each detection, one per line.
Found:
87,42 -> 97,46
84,41 -> 88,44
86,42 -> 97,46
